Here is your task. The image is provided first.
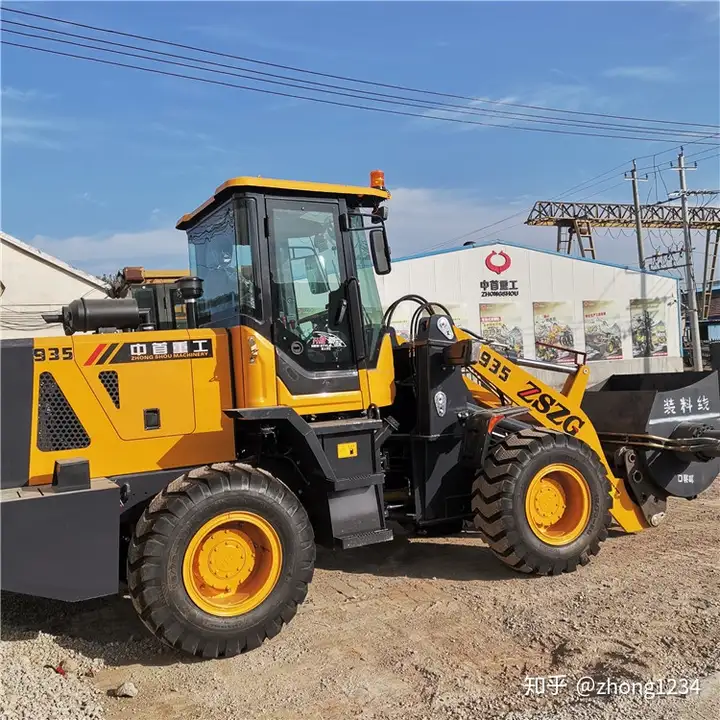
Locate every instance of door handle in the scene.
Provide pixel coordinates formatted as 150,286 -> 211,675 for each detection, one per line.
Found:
335,298 -> 348,326
248,335 -> 259,363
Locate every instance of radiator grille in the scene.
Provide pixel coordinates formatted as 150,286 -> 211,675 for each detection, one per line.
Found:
37,372 -> 91,451
99,370 -> 120,408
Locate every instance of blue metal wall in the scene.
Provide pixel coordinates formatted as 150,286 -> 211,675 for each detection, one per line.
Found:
708,323 -> 720,342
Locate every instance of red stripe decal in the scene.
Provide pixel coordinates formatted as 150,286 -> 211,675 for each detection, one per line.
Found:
84,344 -> 106,366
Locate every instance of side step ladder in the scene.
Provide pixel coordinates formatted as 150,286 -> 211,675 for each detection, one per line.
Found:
556,220 -> 596,259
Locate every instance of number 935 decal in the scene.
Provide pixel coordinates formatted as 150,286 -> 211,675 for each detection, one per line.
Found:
476,349 -> 511,381
34,347 -> 73,361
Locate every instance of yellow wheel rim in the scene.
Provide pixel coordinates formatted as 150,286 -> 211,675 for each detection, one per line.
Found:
182,511 -> 282,617
525,463 -> 591,546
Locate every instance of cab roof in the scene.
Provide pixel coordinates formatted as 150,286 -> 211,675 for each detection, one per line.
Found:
176,175 -> 391,230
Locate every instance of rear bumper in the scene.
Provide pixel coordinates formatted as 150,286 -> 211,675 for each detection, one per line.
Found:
0,479 -> 120,601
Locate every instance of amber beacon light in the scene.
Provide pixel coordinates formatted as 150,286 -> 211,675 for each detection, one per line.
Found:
370,169 -> 386,189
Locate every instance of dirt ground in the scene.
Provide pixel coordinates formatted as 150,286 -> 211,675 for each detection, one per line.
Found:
2,485 -> 719,720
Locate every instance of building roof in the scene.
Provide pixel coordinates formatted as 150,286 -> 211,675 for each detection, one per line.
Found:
0,231 -> 109,290
394,238 -> 678,280
177,174 -> 390,229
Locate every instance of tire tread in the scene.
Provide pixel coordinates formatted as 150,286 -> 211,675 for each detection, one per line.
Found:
472,428 -> 612,576
127,462 -> 315,659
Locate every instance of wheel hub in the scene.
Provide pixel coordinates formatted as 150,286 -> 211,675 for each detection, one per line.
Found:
197,529 -> 255,591
529,478 -> 566,527
182,511 -> 282,617
525,463 -> 592,546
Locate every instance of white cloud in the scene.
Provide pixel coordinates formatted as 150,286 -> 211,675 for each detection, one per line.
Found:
603,66 -> 677,83
414,83 -> 611,133
386,188 -> 548,257
1,86 -> 55,102
2,116 -> 67,150
73,192 -> 107,208
30,227 -> 188,275
26,187 -> 644,277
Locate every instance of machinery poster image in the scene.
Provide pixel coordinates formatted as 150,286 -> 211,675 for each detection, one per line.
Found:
582,300 -> 624,361
479,303 -> 524,356
630,298 -> 668,358
533,302 -> 575,363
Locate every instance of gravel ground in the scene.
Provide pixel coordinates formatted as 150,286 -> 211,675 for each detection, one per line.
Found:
1,484 -> 718,720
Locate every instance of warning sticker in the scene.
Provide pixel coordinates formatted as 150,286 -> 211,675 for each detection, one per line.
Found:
309,331 -> 346,350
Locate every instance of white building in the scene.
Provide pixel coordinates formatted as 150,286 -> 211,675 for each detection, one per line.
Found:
0,231 -> 108,339
377,241 -> 682,387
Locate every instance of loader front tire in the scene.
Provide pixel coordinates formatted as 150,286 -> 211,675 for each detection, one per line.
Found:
127,463 -> 315,659
472,429 -> 611,575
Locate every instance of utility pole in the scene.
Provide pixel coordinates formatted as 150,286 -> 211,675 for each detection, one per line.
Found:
625,160 -> 648,269
671,148 -> 703,371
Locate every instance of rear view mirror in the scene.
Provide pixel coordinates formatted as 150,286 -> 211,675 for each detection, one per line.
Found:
369,228 -> 391,275
304,255 -> 330,295
372,206 -> 389,224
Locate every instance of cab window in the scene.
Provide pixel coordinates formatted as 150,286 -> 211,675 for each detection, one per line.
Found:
188,199 -> 260,327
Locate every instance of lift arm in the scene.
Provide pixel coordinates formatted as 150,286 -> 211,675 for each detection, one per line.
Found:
450,330 -> 648,532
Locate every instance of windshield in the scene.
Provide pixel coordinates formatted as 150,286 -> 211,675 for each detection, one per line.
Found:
349,213 -> 385,361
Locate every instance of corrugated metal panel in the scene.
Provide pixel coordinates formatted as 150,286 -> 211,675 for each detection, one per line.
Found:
707,323 -> 720,342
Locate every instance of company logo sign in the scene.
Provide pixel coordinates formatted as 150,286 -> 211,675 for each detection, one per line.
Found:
85,338 -> 214,364
482,249 -> 519,297
481,279 -> 519,298
485,250 -> 511,275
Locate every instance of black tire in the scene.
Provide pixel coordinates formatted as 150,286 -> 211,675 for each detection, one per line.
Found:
472,428 -> 611,575
127,462 -> 315,659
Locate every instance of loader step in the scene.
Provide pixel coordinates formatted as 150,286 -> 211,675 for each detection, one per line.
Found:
336,527 -> 393,549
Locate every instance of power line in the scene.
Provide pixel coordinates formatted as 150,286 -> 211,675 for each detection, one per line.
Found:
5,6 -> 719,133
9,39 -> 718,148
3,23 -> 717,143
424,145 -> 719,252
426,168 -> 640,252
4,8 -> 716,259
6,20 -> 715,140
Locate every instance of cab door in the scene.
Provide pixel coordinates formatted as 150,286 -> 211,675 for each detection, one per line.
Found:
265,198 -> 364,415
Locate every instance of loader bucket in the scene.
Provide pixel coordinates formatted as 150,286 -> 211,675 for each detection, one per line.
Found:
581,371 -> 720,498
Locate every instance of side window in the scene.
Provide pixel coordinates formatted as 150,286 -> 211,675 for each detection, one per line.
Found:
269,206 -> 352,370
188,200 -> 260,327
349,215 -> 385,362
130,287 -> 159,327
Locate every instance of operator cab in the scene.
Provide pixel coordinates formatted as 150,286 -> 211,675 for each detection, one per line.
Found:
176,171 -> 394,417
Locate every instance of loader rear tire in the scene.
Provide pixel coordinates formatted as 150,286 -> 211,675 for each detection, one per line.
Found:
127,463 -> 315,659
472,429 -> 611,575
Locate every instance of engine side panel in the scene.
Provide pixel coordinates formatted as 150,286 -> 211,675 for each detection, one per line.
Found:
27,329 -> 235,486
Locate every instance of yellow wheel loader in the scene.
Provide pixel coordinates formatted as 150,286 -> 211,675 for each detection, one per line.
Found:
2,170 -> 719,658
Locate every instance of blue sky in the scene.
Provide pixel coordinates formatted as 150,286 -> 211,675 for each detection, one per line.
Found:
2,0 -> 719,276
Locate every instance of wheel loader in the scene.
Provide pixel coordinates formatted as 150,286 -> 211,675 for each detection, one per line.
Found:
2,170 -> 719,659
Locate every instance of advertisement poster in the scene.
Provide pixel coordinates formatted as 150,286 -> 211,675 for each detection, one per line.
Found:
479,303 -> 524,356
630,298 -> 668,358
533,302 -> 575,363
582,300 -> 624,361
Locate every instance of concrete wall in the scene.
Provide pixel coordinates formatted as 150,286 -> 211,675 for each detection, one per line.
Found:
0,240 -> 107,339
377,242 -> 683,388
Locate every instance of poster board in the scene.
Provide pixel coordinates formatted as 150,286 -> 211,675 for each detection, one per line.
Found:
533,301 -> 575,364
582,300 -> 624,361
479,303 -> 524,356
630,298 -> 668,358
